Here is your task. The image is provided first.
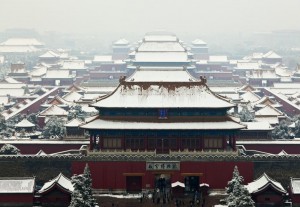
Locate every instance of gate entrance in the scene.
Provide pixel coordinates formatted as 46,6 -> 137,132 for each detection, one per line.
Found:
184,176 -> 199,193
126,176 -> 142,193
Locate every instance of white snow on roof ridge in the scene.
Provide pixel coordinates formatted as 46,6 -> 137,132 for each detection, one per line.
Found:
0,38 -> 44,46
192,39 -> 207,45
91,84 -> 235,109
15,118 -> 35,128
126,69 -> 197,82
114,38 -> 129,45
39,105 -> 68,116
291,178 -> 300,194
39,173 -> 73,194
0,177 -> 35,193
62,91 -> 82,102
240,91 -> 261,102
263,51 -> 282,59
81,119 -> 245,130
246,173 -> 286,194
255,104 -> 283,116
65,118 -> 84,127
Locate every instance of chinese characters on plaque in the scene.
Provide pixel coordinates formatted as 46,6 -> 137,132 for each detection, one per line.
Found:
146,162 -> 180,171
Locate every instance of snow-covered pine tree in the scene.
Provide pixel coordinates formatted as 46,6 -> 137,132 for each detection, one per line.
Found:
236,185 -> 255,207
69,164 -> 97,207
83,164 -> 97,207
42,116 -> 66,139
238,105 -> 255,122
224,166 -> 255,207
68,105 -> 87,121
226,166 -> 244,195
272,120 -> 290,139
69,174 -> 85,207
0,143 -> 21,155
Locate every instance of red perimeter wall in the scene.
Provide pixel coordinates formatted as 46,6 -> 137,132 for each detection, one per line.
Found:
72,161 -> 254,190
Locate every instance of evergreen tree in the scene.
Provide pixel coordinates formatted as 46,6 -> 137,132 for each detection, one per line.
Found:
69,164 -> 97,207
292,115 -> 300,137
238,106 -> 255,122
0,143 -> 21,155
42,116 -> 66,139
272,120 -> 290,139
226,166 -> 244,195
68,105 -> 87,121
224,166 -> 255,207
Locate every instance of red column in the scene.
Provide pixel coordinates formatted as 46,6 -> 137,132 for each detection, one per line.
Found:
98,136 -> 102,150
223,135 -> 227,150
232,135 -> 236,151
89,135 -> 93,151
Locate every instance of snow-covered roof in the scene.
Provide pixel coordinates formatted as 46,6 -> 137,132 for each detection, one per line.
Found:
0,96 -> 9,105
15,118 -> 35,128
127,68 -> 197,82
91,84 -> 235,109
134,52 -> 189,62
137,42 -> 185,52
209,56 -> 228,63
278,150 -> 288,156
241,122 -> 273,131
0,38 -> 44,46
81,118 -> 245,130
81,105 -> 98,113
250,70 -> 278,79
246,173 -> 286,194
253,96 -> 282,108
291,178 -> 300,194
48,95 -> 70,105
0,77 -> 22,84
39,51 -> 60,58
0,177 -> 35,193
200,183 -> 210,187
93,55 -> 113,63
275,67 -> 292,77
43,69 -> 72,79
171,181 -> 185,188
62,60 -> 86,70
238,85 -> 256,92
255,105 -> 283,116
36,150 -> 47,156
241,91 -> 261,103
144,35 -> 177,42
192,39 -> 207,45
235,62 -> 261,70
0,55 -> 4,64
30,66 -> 47,77
39,105 -> 68,116
114,38 -> 129,45
263,51 -> 282,59
62,91 -> 82,102
255,117 -> 279,125
39,173 -> 73,194
252,53 -> 264,59
65,118 -> 84,127
0,46 -> 40,53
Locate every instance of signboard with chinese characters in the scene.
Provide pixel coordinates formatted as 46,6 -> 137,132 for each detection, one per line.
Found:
146,161 -> 180,171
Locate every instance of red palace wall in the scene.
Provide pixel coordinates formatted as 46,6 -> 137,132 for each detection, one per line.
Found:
0,194 -> 33,205
253,192 -> 284,206
72,161 -> 254,190
240,143 -> 300,154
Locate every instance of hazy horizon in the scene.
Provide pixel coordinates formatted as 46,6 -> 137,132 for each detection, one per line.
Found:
1,0 -> 300,42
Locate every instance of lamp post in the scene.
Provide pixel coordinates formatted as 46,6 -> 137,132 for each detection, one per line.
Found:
161,138 -> 164,153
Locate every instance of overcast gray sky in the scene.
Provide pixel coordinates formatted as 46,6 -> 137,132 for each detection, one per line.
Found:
0,0 -> 299,39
